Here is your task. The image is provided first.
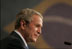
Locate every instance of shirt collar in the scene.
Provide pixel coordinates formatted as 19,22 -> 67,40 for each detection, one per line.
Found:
14,30 -> 28,48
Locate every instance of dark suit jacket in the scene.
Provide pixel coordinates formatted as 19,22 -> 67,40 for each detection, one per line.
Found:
1,31 -> 29,49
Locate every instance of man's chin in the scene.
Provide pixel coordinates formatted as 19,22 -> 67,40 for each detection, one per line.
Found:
28,38 -> 37,42
30,38 -> 37,42
32,39 -> 37,42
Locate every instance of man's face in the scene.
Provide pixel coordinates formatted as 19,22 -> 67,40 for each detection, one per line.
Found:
25,14 -> 43,42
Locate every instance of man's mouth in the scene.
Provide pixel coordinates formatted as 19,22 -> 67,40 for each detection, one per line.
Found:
34,34 -> 39,38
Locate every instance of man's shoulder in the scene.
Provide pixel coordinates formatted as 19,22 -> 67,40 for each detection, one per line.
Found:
1,31 -> 26,49
1,34 -> 23,49
1,34 -> 21,44
1,31 -> 22,43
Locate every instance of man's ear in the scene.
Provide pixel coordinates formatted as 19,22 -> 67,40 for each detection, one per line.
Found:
20,20 -> 26,30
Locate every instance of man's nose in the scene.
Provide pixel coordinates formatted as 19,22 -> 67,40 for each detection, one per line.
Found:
37,28 -> 42,34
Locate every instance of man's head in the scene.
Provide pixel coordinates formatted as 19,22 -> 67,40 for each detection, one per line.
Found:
15,8 -> 43,42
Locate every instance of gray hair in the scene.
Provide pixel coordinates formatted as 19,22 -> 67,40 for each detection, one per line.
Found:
15,8 -> 43,29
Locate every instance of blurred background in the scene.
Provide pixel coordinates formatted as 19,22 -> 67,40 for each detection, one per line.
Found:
1,0 -> 72,49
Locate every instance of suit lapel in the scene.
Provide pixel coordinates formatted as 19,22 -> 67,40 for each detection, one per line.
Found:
10,31 -> 27,49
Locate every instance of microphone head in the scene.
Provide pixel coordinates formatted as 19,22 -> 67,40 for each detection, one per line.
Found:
64,41 -> 72,46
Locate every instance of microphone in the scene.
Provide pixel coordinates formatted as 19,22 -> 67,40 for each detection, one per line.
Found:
64,41 -> 72,46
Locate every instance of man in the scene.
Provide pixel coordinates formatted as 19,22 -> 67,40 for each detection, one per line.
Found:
1,8 -> 43,49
